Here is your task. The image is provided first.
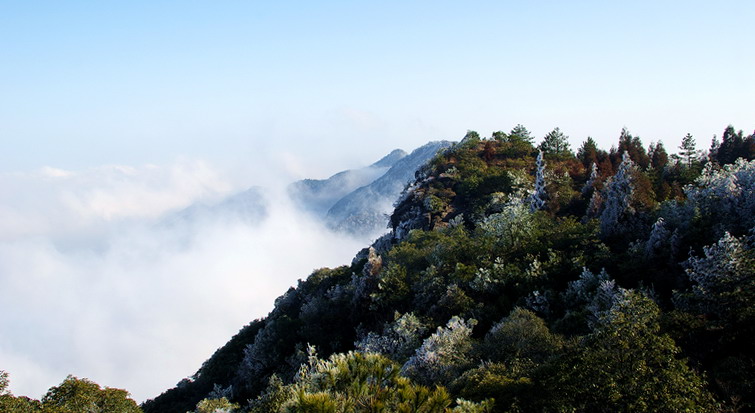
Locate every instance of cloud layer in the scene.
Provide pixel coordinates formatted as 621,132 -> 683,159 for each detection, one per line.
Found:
0,160 -> 368,402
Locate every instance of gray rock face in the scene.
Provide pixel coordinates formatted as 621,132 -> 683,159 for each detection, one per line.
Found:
288,149 -> 407,217
324,141 -> 453,236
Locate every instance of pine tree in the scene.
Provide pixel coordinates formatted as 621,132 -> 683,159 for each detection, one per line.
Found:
674,232 -> 754,324
577,137 -> 599,168
530,150 -> 547,211
679,133 -> 697,167
649,141 -> 669,170
582,162 -> 598,195
539,127 -> 573,159
509,124 -> 533,144
645,217 -> 670,259
598,152 -> 635,236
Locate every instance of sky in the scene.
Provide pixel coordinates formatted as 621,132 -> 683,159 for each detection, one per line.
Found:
1,1 -> 753,174
0,0 -> 753,403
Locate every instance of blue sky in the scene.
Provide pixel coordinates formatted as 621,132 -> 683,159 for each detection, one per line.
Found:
1,1 -> 753,174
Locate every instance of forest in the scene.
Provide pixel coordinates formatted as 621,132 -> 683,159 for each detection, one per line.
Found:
2,125 -> 754,412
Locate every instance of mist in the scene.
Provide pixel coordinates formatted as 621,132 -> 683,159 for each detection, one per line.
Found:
0,158 -> 371,402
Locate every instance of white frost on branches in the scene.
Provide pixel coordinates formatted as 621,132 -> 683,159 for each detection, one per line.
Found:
684,158 -> 755,233
674,232 -> 754,321
645,217 -> 670,259
530,150 -> 547,211
402,316 -> 477,386
582,162 -> 599,195
599,152 -> 636,236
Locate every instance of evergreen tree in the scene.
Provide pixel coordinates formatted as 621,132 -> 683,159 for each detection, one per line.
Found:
530,151 -> 547,211
649,141 -> 669,170
598,152 -> 635,237
509,124 -> 533,144
709,135 -> 721,163
674,232 -> 754,325
618,128 -> 650,169
538,127 -> 573,159
577,136 -> 599,168
543,292 -> 718,412
679,133 -> 697,167
581,162 -> 598,195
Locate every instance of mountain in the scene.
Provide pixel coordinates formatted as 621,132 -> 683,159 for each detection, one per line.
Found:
324,141 -> 453,236
141,128 -> 755,413
163,187 -> 268,228
288,149 -> 407,217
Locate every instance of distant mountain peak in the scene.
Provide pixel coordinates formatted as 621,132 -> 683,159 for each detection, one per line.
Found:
372,149 -> 408,168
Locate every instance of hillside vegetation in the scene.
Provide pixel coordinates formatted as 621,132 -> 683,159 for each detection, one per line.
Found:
140,125 -> 753,413
4,125 -> 753,413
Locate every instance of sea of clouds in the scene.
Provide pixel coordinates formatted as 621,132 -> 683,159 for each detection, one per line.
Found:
0,158 -> 370,402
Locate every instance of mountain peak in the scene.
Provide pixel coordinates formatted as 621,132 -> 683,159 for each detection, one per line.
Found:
371,149 -> 408,168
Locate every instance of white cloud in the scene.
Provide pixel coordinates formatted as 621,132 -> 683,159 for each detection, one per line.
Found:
0,160 -> 369,402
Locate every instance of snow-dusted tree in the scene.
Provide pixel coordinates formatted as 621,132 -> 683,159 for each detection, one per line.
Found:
645,217 -> 670,259
684,158 -> 755,235
562,267 -> 628,328
355,312 -> 430,362
598,152 -> 636,236
250,349 -> 488,413
564,267 -> 612,307
530,150 -> 547,211
582,162 -> 598,195
402,316 -> 477,386
674,232 -> 754,324
586,279 -> 627,323
193,397 -> 239,413
479,198 -> 535,249
525,290 -> 550,315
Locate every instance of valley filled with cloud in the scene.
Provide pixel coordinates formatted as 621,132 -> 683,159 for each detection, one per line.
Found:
0,159 -> 368,401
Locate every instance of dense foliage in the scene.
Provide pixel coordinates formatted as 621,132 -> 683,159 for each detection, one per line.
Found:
45,125 -> 753,412
0,372 -> 142,413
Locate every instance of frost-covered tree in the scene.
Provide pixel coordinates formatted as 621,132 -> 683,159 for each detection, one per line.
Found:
529,150 -> 547,211
674,232 -> 754,324
581,162 -> 598,195
562,268 -> 627,328
598,152 -> 636,236
564,267 -> 612,307
355,312 -> 430,362
193,397 -> 239,413
478,198 -> 535,249
402,316 -> 477,386
248,349 -> 490,413
645,217 -> 670,259
684,158 -> 755,235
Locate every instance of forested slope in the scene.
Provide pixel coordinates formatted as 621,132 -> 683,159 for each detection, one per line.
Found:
142,125 -> 755,413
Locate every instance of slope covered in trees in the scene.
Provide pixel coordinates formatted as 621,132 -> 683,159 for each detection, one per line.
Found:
133,125 -> 752,412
